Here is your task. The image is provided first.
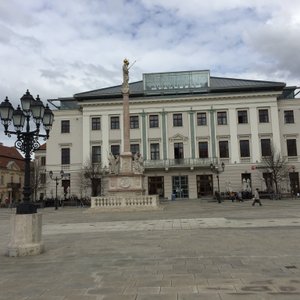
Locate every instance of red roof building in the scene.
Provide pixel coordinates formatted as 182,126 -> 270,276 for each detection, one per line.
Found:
0,143 -> 24,206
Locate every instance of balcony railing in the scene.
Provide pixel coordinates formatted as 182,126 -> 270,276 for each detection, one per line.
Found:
7,183 -> 21,189
144,157 -> 219,169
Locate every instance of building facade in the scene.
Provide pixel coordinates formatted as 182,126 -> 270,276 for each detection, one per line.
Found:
45,70 -> 300,200
0,143 -> 24,206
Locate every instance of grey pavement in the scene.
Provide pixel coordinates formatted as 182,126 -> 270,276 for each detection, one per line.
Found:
0,198 -> 300,300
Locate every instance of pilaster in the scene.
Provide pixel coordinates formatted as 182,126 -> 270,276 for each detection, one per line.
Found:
161,110 -> 168,159
271,105 -> 281,152
102,114 -> 109,167
209,107 -> 216,159
141,111 -> 147,159
228,108 -> 239,163
249,107 -> 260,162
189,110 -> 195,158
82,113 -> 90,163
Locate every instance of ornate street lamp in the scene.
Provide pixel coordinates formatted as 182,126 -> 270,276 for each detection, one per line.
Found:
0,90 -> 54,214
49,170 -> 65,210
210,162 -> 225,194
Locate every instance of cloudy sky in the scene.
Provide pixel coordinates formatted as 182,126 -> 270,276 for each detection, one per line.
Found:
1,0 -> 300,145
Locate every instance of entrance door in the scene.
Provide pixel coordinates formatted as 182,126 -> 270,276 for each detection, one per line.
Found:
172,176 -> 189,198
241,173 -> 252,198
263,172 -> 273,192
197,175 -> 213,197
148,176 -> 164,198
289,172 -> 299,194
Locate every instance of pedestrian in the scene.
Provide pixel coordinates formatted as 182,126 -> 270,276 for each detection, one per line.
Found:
237,191 -> 243,202
215,191 -> 222,203
230,191 -> 235,202
252,188 -> 262,206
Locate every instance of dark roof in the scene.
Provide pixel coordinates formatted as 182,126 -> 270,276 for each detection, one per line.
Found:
0,144 -> 24,170
73,75 -> 286,100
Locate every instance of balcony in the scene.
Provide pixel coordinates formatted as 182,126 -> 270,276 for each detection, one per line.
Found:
144,158 -> 219,170
7,183 -> 21,189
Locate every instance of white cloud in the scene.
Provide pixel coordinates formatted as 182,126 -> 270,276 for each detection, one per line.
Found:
1,0 -> 300,146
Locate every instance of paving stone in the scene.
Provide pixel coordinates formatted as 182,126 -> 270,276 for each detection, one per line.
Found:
160,286 -> 198,294
136,295 -> 176,300
178,293 -> 221,300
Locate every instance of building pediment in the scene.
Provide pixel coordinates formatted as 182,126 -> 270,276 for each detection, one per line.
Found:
6,161 -> 20,171
169,133 -> 188,142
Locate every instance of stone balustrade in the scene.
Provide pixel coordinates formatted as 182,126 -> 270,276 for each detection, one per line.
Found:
91,195 -> 159,210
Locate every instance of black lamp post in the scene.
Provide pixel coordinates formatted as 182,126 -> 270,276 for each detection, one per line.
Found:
0,90 -> 54,214
49,170 -> 64,210
210,162 -> 225,194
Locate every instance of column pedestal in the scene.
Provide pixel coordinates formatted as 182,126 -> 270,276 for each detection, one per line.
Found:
6,213 -> 44,257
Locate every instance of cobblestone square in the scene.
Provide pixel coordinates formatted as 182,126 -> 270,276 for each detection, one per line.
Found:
0,199 -> 300,300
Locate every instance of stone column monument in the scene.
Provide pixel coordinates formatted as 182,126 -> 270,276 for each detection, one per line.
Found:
107,59 -> 144,196
89,59 -> 160,210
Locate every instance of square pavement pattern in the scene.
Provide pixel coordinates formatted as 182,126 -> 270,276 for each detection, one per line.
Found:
0,198 -> 300,300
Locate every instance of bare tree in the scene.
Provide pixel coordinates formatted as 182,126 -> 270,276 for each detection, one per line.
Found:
258,147 -> 289,195
77,169 -> 90,199
30,161 -> 46,202
82,160 -> 105,197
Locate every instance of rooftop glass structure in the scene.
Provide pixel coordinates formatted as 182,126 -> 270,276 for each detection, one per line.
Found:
143,70 -> 210,95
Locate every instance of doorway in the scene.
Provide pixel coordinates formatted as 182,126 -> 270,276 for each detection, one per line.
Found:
172,176 -> 189,198
197,175 -> 213,197
289,171 -> 299,194
148,176 -> 164,198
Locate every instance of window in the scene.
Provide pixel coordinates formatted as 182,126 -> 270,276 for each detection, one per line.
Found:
41,156 -> 46,166
150,143 -> 160,160
219,141 -> 229,158
91,117 -> 101,130
287,139 -> 297,156
284,110 -> 294,124
61,120 -> 70,133
149,115 -> 159,128
198,142 -> 208,158
259,109 -> 269,123
92,146 -> 101,163
110,116 -> 120,129
238,110 -> 248,124
217,111 -> 227,125
173,113 -> 183,127
111,145 -> 120,157
40,173 -> 46,185
0,175 -> 4,185
130,116 -> 139,129
197,112 -> 207,126
130,144 -> 140,156
61,148 -> 70,165
174,142 -> 184,159
240,140 -> 250,157
261,139 -> 271,156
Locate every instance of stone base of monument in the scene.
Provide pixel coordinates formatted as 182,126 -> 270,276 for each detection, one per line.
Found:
6,213 -> 44,257
89,166 -> 161,211
90,194 -> 160,211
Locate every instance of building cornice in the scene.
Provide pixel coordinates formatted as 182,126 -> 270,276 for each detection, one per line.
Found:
78,91 -> 282,108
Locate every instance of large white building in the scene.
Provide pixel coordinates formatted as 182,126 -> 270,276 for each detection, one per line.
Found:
45,70 -> 299,200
